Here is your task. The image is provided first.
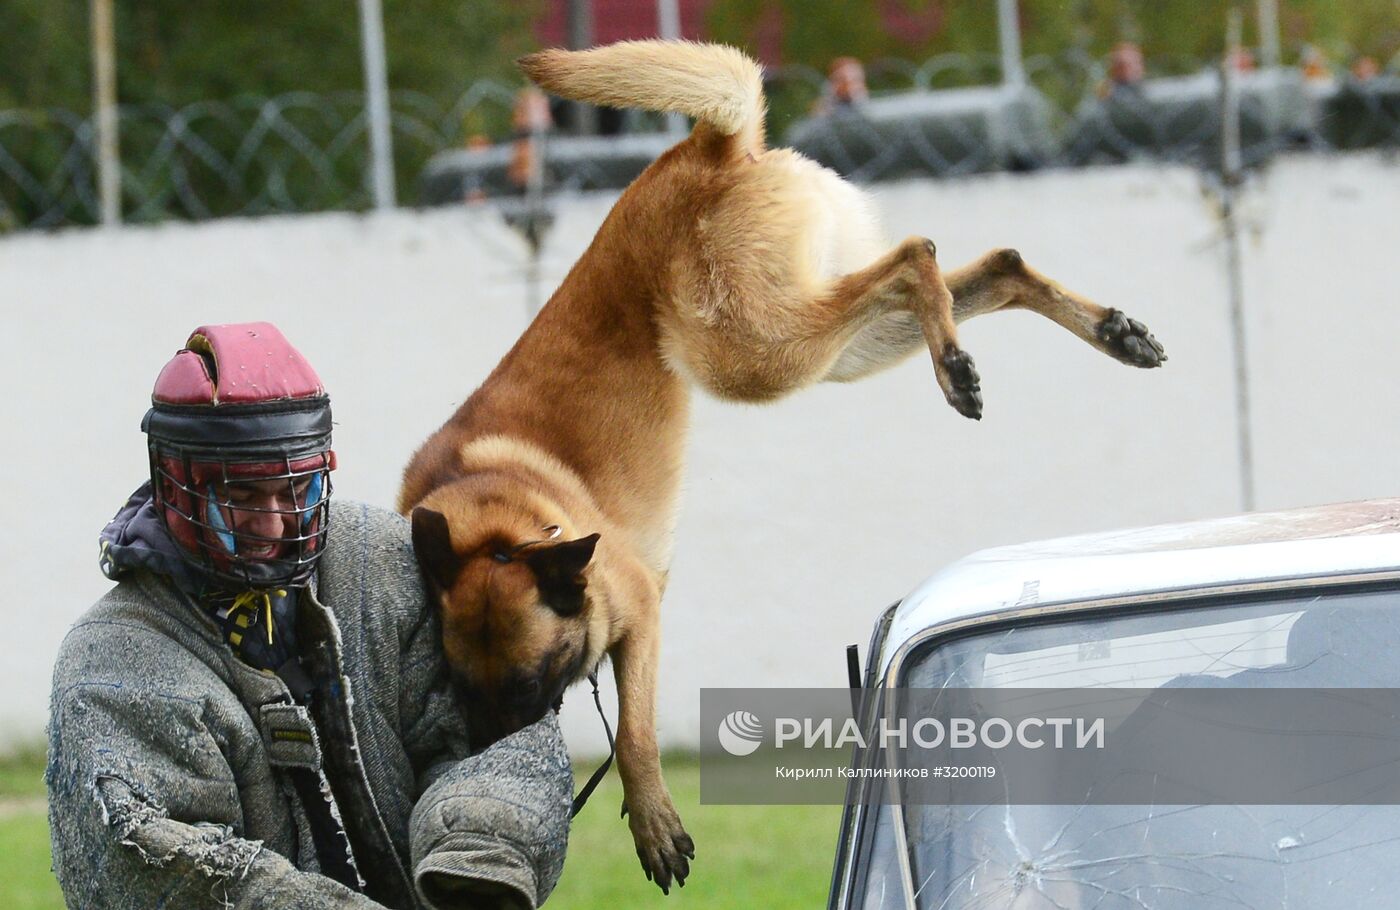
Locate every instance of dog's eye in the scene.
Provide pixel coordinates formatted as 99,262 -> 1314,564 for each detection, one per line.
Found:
492,551 -> 511,564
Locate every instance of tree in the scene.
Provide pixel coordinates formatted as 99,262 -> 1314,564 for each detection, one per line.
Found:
0,0 -> 540,110
0,1 -> 543,226
705,0 -> 1399,73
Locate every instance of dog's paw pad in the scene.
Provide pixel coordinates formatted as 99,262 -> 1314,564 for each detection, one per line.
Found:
941,347 -> 983,420
1098,309 -> 1166,368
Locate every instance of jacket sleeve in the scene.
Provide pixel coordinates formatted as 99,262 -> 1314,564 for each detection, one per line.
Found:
388,516 -> 573,910
47,654 -> 388,910
408,715 -> 573,910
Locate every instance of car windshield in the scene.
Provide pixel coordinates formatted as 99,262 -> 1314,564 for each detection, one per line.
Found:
854,583 -> 1400,909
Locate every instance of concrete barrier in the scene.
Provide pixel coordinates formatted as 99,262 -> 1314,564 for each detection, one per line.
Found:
2,152 -> 1396,755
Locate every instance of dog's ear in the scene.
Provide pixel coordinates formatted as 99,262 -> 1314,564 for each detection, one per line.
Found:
411,507 -> 460,594
525,533 -> 599,617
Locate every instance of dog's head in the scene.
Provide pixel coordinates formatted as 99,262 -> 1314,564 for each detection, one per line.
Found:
410,501 -> 599,750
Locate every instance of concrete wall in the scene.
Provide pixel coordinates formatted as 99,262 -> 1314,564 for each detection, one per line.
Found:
3,153 -> 1396,755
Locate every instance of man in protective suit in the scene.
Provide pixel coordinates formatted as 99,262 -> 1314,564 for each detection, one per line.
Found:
47,322 -> 571,909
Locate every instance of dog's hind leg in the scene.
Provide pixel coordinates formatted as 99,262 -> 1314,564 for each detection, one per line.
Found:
814,236 -> 983,418
949,249 -> 1167,367
825,248 -> 1165,381
670,229 -> 981,416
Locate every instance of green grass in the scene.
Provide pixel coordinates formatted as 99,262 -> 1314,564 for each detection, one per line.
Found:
0,750 -> 838,909
0,812 -> 59,910
0,743 -> 47,800
552,757 -> 840,908
0,744 -> 58,910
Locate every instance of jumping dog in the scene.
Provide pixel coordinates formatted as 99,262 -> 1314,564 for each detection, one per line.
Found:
399,39 -> 1166,894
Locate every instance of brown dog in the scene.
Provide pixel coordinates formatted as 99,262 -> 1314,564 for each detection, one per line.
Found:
399,40 -> 1164,894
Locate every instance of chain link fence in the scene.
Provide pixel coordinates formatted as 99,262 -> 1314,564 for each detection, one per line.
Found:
2,51 -> 1398,232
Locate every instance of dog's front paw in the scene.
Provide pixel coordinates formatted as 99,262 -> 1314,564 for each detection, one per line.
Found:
1098,309 -> 1167,368
939,346 -> 983,420
624,795 -> 695,894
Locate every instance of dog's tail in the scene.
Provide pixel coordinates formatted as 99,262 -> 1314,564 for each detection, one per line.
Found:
518,41 -> 765,153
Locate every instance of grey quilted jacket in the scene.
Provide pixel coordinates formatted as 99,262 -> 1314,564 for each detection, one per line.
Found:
46,500 -> 572,909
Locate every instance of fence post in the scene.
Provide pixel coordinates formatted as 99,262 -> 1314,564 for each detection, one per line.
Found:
90,0 -> 121,226
1257,0 -> 1281,69
567,0 -> 598,135
997,0 -> 1026,88
357,0 -> 397,210
657,0 -> 687,136
1221,6 -> 1257,512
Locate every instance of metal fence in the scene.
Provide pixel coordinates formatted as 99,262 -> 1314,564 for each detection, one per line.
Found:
2,51 -> 1398,232
0,84 -> 519,230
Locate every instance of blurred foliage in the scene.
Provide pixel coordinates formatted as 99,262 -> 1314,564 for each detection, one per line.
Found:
5,1 -> 1397,113
707,0 -> 1400,73
3,0 -> 1398,229
711,0 -> 1400,139
0,0 -> 539,226
0,742 -> 46,799
0,0 -> 540,110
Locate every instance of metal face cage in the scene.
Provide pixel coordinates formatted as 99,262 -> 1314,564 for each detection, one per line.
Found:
150,447 -> 334,589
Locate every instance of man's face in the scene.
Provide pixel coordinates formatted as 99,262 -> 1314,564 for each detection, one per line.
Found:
153,446 -> 334,586
830,60 -> 867,103
215,475 -> 312,560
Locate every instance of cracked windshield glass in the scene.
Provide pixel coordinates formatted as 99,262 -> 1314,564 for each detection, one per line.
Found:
858,585 -> 1400,909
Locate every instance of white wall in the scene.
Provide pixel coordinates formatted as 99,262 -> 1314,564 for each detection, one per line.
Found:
2,153 -> 1396,755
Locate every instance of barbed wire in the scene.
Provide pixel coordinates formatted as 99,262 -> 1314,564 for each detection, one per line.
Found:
0,86 -> 520,230
1,52 -> 1397,232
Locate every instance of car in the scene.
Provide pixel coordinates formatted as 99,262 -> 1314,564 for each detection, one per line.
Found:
829,498 -> 1400,909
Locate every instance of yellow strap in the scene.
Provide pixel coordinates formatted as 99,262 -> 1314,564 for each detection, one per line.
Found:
231,589 -> 282,647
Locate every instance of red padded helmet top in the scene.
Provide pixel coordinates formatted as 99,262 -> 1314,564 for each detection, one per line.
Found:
152,322 -> 325,406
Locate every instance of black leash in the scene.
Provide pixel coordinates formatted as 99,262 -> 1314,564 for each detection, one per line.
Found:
570,670 -> 616,818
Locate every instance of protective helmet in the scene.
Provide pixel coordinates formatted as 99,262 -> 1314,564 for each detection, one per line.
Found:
142,322 -> 336,589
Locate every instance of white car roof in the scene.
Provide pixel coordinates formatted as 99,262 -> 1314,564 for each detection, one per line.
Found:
885,499 -> 1400,668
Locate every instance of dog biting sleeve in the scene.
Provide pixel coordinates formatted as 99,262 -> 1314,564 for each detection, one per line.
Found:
368,502 -> 573,908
